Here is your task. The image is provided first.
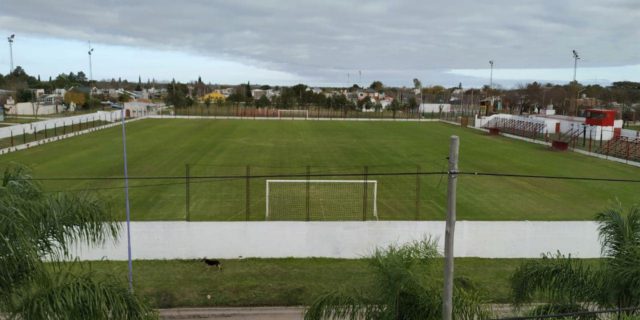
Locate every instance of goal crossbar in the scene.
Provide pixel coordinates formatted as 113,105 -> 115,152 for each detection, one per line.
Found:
265,179 -> 378,220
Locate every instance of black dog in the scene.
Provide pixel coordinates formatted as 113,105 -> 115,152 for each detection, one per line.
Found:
203,258 -> 222,270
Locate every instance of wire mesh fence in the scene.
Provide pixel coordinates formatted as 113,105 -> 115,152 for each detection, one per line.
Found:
0,117 -> 111,149
184,164 -> 435,221
495,306 -> 640,320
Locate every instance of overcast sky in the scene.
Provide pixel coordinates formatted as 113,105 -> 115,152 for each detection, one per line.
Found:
1,0 -> 638,87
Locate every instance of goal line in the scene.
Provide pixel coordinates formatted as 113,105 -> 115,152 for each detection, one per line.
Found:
265,179 -> 378,221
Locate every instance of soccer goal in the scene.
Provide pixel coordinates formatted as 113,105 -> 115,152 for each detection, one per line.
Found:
266,180 -> 378,221
277,109 -> 309,119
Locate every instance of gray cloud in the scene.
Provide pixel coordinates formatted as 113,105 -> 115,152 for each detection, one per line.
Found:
1,0 -> 638,86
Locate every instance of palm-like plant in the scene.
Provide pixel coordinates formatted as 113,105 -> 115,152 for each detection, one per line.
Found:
304,238 -> 491,320
511,204 -> 640,316
0,166 -> 155,319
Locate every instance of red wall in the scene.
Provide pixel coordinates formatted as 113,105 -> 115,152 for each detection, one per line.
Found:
585,109 -> 616,126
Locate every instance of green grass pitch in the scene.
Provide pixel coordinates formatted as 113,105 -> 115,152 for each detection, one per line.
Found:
1,119 -> 638,221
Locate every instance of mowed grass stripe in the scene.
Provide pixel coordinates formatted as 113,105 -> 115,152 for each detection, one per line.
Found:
0,119 -> 638,221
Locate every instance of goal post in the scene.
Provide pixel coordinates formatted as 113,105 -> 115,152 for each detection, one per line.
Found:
266,180 -> 378,221
277,109 -> 309,119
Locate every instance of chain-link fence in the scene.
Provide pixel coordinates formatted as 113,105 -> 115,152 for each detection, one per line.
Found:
185,164 -> 436,221
496,306 -> 640,320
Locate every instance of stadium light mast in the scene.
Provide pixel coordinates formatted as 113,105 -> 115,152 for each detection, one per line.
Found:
7,34 -> 15,74
88,43 -> 94,84
489,60 -> 494,90
572,50 -> 580,82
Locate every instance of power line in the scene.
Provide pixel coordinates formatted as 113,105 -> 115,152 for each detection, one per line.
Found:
33,170 -> 640,194
458,171 -> 640,183
24,171 -> 640,183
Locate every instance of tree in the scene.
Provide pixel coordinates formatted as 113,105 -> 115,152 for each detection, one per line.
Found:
165,80 -> 189,108
0,166 -> 155,319
413,78 -> 422,90
118,93 -> 132,103
305,238 -> 490,320
369,81 -> 384,92
388,98 -> 401,119
16,88 -> 34,102
64,90 -> 87,107
511,204 -> 640,317
256,95 -> 271,108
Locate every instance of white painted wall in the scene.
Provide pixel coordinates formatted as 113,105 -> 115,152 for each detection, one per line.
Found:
621,128 -> 639,139
72,221 -> 601,260
419,103 -> 451,113
6,102 -> 59,115
0,111 -> 123,139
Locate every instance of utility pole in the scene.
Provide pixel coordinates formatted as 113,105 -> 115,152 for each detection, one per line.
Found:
120,104 -> 134,293
7,34 -> 15,74
572,50 -> 580,82
442,135 -> 459,320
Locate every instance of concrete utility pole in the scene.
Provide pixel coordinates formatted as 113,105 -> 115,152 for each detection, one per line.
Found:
7,34 -> 15,74
442,135 -> 459,320
572,50 -> 580,82
120,105 -> 134,293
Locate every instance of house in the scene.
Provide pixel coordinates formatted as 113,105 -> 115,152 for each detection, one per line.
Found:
308,87 -> 322,94
202,92 -> 226,102
251,89 -> 266,100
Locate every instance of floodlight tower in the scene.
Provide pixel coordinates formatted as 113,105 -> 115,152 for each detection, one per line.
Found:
488,60 -> 494,90
572,50 -> 580,82
88,44 -> 94,83
7,34 -> 15,74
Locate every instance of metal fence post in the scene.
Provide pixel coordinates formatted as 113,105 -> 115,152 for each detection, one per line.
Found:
362,166 -> 369,221
10,130 -> 13,147
416,165 -> 421,220
185,164 -> 191,221
22,128 -> 25,144
306,165 -> 311,221
245,165 -> 251,221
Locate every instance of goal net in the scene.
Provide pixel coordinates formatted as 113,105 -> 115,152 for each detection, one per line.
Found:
277,109 -> 309,119
266,180 -> 378,221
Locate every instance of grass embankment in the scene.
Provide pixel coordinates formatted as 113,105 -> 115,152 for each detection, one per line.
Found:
1,119 -> 638,220
84,258 -> 598,308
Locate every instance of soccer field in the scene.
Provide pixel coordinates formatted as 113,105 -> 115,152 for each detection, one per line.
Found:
0,119 -> 638,221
